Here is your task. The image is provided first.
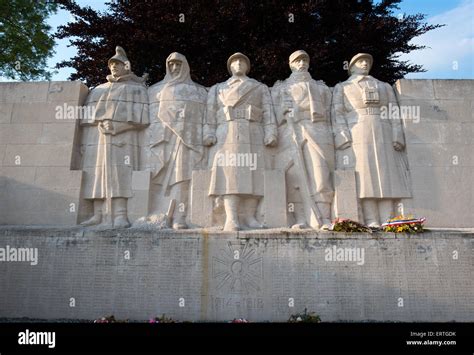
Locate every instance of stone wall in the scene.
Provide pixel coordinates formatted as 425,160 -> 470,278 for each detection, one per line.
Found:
0,227 -> 472,321
395,80 -> 474,228
0,82 -> 88,225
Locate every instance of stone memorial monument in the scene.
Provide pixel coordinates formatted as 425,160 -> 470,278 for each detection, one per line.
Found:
0,47 -> 473,323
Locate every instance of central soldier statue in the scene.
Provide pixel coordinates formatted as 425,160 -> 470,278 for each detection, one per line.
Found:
271,50 -> 335,230
204,53 -> 277,231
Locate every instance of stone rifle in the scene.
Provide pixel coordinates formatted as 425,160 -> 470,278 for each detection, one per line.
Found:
102,121 -> 114,226
282,89 -> 323,229
159,135 -> 182,228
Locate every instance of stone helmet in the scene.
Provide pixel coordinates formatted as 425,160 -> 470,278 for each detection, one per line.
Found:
289,50 -> 310,64
227,52 -> 251,75
348,53 -> 373,75
108,46 -> 131,71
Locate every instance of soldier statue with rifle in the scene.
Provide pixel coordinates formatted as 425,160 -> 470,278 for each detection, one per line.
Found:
145,52 -> 207,229
271,50 -> 335,230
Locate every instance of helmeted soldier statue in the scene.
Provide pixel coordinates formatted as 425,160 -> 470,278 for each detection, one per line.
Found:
332,53 -> 411,227
80,46 -> 149,228
272,50 -> 335,230
204,53 -> 277,231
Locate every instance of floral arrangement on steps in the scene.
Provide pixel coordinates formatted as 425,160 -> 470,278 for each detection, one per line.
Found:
330,218 -> 372,233
288,308 -> 321,323
382,215 -> 426,233
149,314 -> 176,323
93,312 -> 322,323
94,315 -> 128,323
230,318 -> 250,323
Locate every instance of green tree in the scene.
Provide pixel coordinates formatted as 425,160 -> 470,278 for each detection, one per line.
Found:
0,0 -> 57,80
55,0 -> 442,87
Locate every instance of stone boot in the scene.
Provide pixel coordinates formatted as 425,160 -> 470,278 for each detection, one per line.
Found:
291,202 -> 308,229
172,214 -> 188,230
113,198 -> 130,228
378,200 -> 394,226
362,199 -> 380,228
242,197 -> 263,229
81,214 -> 102,226
81,200 -> 103,226
317,202 -> 332,230
223,195 -> 240,231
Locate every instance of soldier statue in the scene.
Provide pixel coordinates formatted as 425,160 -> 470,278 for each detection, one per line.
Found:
80,46 -> 149,228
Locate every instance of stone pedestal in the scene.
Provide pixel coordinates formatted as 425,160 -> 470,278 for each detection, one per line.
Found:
0,227 -> 472,322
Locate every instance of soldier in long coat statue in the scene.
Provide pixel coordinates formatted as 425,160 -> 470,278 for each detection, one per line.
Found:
204,53 -> 277,231
332,53 -> 411,227
145,52 -> 207,229
80,46 -> 149,228
272,50 -> 335,230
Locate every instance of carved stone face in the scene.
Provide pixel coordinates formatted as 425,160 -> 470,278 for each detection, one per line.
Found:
351,58 -> 370,75
109,60 -> 127,77
230,58 -> 248,76
169,60 -> 182,78
290,57 -> 309,72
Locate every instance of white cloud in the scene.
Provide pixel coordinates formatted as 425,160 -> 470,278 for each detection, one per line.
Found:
401,0 -> 474,77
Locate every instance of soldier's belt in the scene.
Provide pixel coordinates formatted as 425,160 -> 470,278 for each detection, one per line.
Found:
223,106 -> 263,121
355,107 -> 382,115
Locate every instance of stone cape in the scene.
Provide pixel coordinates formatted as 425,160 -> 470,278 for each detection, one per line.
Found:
146,69 -> 207,184
80,77 -> 149,199
84,74 -> 149,124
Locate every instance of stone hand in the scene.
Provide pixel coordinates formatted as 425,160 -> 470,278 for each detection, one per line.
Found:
283,106 -> 294,115
393,142 -> 404,151
99,120 -> 115,135
264,135 -> 277,147
203,134 -> 217,146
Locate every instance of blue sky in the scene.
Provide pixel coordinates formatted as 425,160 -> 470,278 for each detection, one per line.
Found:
44,0 -> 474,80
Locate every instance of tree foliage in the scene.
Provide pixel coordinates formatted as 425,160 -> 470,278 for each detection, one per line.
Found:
55,0 -> 443,87
0,0 -> 57,80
